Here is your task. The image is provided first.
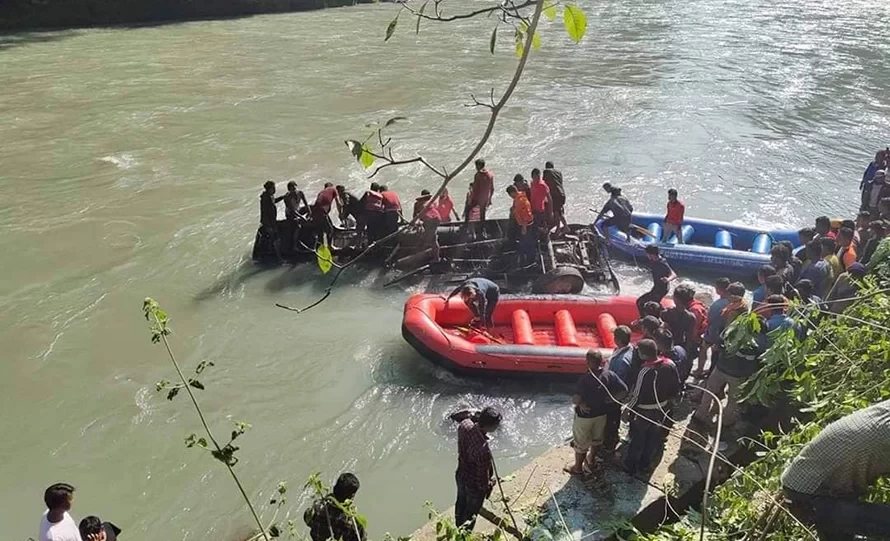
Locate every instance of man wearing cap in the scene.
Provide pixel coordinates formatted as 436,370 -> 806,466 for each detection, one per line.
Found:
861,170 -> 890,218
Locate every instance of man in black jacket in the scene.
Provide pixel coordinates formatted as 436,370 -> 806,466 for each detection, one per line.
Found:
304,473 -> 365,541
623,339 -> 682,475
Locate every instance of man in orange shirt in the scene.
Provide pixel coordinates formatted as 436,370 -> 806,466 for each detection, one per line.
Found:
836,227 -> 858,270
662,188 -> 686,244
507,185 -> 535,266
466,159 -> 494,239
529,168 -> 552,239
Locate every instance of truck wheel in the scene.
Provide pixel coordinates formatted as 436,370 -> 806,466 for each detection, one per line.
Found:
532,266 -> 584,294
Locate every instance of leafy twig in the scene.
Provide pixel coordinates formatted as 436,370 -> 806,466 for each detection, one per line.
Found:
143,299 -> 271,541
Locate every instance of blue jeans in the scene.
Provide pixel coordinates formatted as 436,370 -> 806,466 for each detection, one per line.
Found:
784,488 -> 890,540
455,481 -> 486,531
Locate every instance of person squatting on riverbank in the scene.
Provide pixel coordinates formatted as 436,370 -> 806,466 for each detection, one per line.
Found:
304,473 -> 366,541
782,399 -> 890,541
454,407 -> 502,531
39,483 -> 120,541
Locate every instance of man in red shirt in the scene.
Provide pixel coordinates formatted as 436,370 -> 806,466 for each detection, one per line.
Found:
380,185 -> 403,237
529,168 -> 552,237
662,188 -> 686,244
313,182 -> 339,244
469,159 -> 494,219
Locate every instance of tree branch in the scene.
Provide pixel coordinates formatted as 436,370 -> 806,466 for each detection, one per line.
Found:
467,92 -> 495,110
367,153 -> 447,179
403,0 -> 536,22
276,0 -> 545,315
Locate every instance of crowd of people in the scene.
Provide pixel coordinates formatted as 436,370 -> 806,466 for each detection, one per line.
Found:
448,148 -> 890,539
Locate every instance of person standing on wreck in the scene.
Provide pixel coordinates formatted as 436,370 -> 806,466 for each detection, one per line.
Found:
312,182 -> 339,244
468,159 -> 494,238
455,407 -> 501,531
260,181 -> 283,260
636,244 -> 677,316
445,277 -> 500,329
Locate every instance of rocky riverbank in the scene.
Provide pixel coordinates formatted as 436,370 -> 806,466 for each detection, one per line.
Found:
0,0 -> 374,31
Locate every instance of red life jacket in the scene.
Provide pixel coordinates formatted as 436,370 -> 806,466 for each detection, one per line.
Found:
381,190 -> 401,212
364,190 -> 384,212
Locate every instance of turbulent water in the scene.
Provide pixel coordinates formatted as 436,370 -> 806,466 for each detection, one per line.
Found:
1,0 -> 887,539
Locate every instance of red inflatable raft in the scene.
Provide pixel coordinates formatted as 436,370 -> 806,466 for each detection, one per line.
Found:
402,294 -> 661,378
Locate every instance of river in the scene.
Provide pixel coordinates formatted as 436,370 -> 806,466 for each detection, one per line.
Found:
1,0 -> 886,539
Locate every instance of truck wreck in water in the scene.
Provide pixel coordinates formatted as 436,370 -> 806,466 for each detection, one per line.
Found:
251,217 -> 619,294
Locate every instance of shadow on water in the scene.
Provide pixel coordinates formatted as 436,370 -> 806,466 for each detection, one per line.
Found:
0,0 -> 370,34
192,259 -> 270,303
0,30 -> 81,50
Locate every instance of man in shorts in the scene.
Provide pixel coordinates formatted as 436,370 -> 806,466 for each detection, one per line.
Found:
566,350 -> 627,475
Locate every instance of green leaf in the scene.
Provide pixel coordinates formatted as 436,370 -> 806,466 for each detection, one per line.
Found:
489,26 -> 497,55
384,116 -> 407,128
532,30 -> 541,50
416,1 -> 427,34
543,2 -> 558,20
360,144 -> 375,169
385,13 -> 399,42
514,28 -> 524,58
563,4 -> 587,43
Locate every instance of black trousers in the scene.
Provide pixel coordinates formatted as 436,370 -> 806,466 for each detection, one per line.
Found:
624,407 -> 670,475
636,286 -> 668,317
455,481 -> 486,531
603,404 -> 621,452
784,487 -> 890,541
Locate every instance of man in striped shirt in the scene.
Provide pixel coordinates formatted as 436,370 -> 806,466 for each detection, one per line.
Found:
782,400 -> 890,540
622,339 -> 682,475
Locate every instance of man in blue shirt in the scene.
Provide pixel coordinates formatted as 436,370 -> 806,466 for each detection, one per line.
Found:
608,325 -> 634,385
764,294 -> 795,344
752,265 -> 776,307
446,277 -> 500,329
799,241 -> 831,297
693,277 -> 731,378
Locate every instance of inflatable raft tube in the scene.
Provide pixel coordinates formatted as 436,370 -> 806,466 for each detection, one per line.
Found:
402,293 -> 671,379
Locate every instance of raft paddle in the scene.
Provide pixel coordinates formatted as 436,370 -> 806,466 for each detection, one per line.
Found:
317,233 -> 333,274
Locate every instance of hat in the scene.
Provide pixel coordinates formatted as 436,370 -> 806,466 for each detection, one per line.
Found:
848,262 -> 866,276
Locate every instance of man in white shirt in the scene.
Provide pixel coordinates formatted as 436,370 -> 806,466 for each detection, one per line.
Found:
39,483 -> 83,541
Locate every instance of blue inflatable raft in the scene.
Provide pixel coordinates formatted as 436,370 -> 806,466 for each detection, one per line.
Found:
601,213 -> 800,278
